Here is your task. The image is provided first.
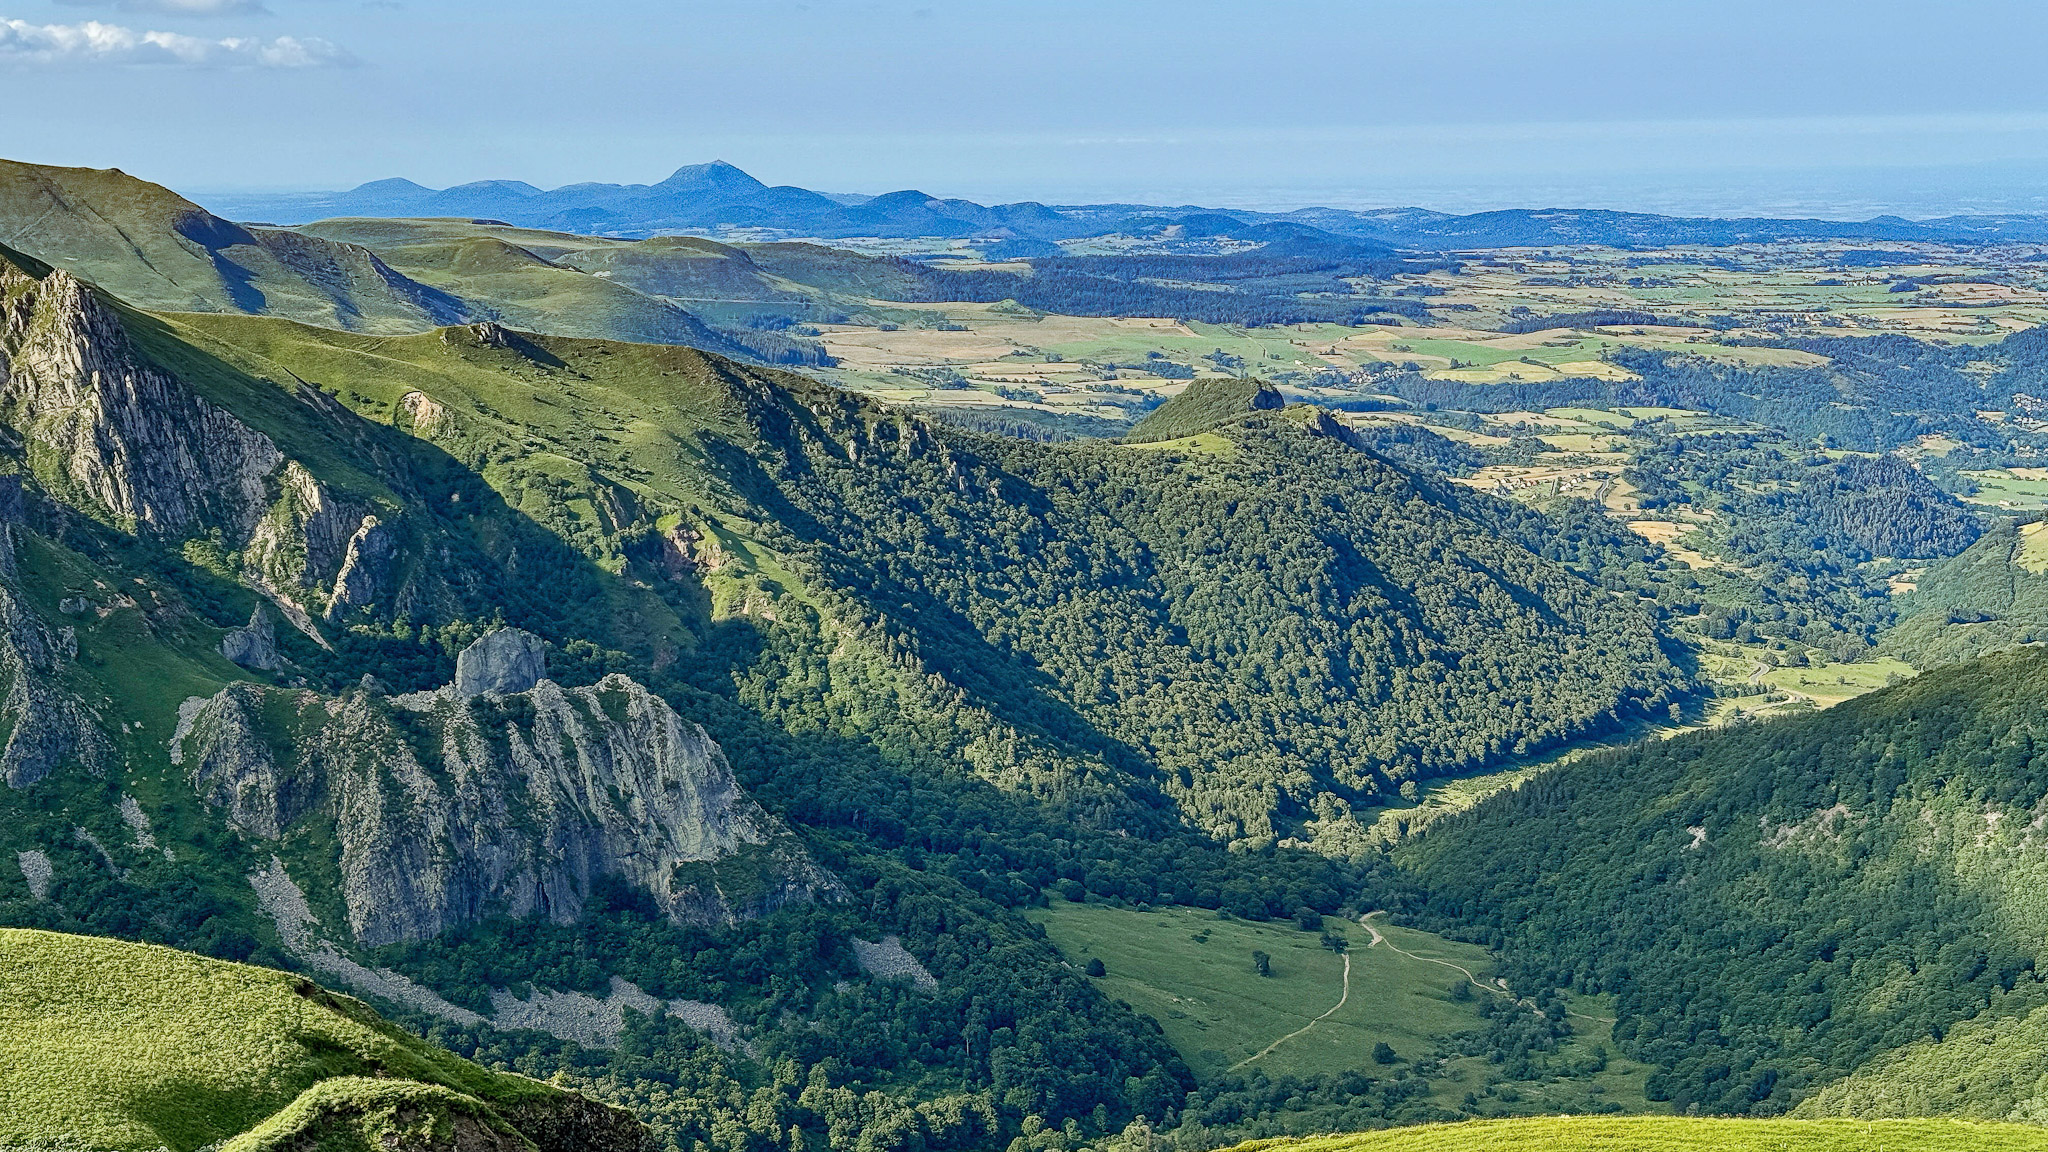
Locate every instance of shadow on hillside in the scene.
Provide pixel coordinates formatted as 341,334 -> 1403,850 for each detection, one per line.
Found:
118,310 -> 1171,844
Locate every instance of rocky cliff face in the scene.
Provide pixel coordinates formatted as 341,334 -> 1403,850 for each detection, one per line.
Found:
0,259 -> 399,619
178,631 -> 836,946
0,525 -> 107,790
0,266 -> 282,537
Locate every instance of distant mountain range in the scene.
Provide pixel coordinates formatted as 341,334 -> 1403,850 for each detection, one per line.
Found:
200,161 -> 2048,250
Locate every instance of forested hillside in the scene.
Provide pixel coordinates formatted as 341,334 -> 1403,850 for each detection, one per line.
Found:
1882,517 -> 2048,667
0,244 -> 1686,1148
1402,648 -> 2048,1118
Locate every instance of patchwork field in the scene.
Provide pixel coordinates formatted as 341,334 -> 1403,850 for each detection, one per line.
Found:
790,241 -> 2048,432
1961,468 -> 2048,510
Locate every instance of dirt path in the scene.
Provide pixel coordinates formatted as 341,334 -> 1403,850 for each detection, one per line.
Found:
1358,912 -> 1614,1025
1745,660 -> 1812,710
1228,951 -> 1352,1072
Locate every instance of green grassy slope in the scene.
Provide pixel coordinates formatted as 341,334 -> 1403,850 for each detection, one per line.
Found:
1034,903 -> 1492,1080
1126,377 -> 1285,442
286,222 -> 755,353
1034,902 -> 1651,1117
296,218 -> 936,343
1237,1116 -> 2048,1151
0,159 -> 467,332
0,928 -> 631,1152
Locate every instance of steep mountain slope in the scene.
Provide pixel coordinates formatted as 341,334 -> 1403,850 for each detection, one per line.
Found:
0,245 -> 1261,1146
0,246 -> 834,955
0,927 -> 644,1152
1403,647 -> 2048,1118
140,300 -> 1685,842
0,159 -> 469,332
0,243 -> 1694,1146
1881,516 -> 2048,667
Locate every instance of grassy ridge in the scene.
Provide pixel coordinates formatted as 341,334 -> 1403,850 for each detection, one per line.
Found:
1238,1116 -> 2048,1151
0,928 -> 583,1152
0,159 -> 464,332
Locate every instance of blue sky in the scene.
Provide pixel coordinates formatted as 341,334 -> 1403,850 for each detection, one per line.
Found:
4,0 -> 2048,215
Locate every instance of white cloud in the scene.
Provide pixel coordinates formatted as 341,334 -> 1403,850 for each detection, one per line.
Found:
0,17 -> 351,66
55,0 -> 271,15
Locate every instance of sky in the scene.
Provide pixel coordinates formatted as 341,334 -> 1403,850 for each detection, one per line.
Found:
5,0 -> 2048,217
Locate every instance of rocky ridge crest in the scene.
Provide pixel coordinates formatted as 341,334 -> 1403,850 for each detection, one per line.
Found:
0,259 -> 402,623
178,629 -> 838,946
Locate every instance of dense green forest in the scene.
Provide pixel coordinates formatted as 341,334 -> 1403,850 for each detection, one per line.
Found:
0,250 -> 1685,1152
1621,432 -> 1982,654
1401,649 -> 2048,1117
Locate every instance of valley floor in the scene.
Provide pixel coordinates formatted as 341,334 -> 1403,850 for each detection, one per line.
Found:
1031,903 -> 1651,1117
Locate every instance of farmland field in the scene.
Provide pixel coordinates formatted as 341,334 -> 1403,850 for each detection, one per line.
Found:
791,242 -> 2048,429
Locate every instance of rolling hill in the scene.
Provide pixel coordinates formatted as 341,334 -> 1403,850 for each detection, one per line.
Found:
0,927 -> 643,1152
196,160 -> 2048,248
0,159 -> 470,333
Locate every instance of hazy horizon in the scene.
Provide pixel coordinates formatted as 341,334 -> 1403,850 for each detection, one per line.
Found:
7,0 -> 2048,222
180,157 -> 2048,223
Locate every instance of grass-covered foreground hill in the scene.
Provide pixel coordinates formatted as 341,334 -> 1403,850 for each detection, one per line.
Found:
0,928 -> 643,1152
1234,1116 -> 2048,1151
1404,646 -> 2048,1118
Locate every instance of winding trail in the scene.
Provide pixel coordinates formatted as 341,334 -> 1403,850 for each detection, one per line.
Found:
1228,951 -> 1351,1072
1359,912 -> 1615,1025
1744,659 -> 1816,710
1229,912 -> 1623,1072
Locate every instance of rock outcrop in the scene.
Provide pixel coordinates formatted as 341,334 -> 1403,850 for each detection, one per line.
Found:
0,526 -> 107,789
0,258 -> 402,619
220,604 -> 286,672
0,267 -> 283,538
181,634 -> 837,946
325,514 -> 401,619
454,627 -> 547,697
